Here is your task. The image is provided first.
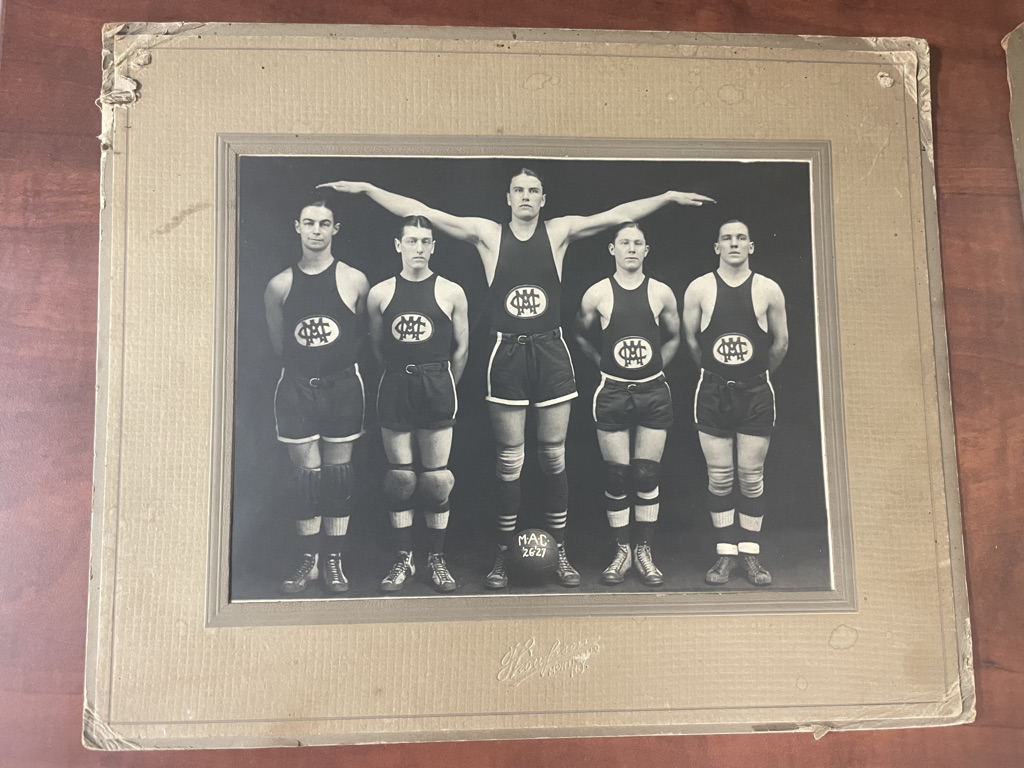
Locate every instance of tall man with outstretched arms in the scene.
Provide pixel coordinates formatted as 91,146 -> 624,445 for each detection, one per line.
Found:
681,220 -> 789,586
574,222 -> 680,587
320,171 -> 712,589
265,194 -> 369,594
367,215 -> 470,593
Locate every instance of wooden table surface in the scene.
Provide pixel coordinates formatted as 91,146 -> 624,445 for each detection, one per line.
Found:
2,1 -> 1022,766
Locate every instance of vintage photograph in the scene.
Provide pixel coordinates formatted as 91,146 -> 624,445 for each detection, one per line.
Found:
227,152 -> 831,605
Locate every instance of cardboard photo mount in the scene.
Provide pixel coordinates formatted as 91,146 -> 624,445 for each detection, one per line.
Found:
86,23 -> 973,749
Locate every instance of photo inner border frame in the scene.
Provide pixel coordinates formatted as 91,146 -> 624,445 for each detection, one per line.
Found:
207,135 -> 854,628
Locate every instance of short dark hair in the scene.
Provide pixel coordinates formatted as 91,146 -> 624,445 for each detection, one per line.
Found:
509,167 -> 544,189
398,214 -> 434,239
611,221 -> 645,242
296,190 -> 340,222
718,219 -> 751,236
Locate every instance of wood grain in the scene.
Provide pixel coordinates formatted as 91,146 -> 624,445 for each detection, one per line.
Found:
1,1 -> 1022,765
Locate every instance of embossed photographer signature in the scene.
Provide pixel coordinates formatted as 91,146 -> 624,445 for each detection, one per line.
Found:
497,636 -> 602,686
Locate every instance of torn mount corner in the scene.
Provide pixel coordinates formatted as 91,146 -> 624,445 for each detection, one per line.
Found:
97,22 -> 206,150
82,703 -> 142,751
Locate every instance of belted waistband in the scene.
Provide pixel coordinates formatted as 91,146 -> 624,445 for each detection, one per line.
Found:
497,327 -> 562,344
603,372 -> 667,393
703,369 -> 768,389
390,360 -> 450,374
286,364 -> 358,389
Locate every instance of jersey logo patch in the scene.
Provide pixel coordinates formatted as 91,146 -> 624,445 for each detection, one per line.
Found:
505,285 -> 548,318
614,336 -> 653,370
391,313 -> 434,343
294,316 -> 340,347
713,333 -> 753,365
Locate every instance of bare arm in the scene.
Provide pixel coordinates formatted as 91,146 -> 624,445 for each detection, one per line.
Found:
549,190 -> 716,249
573,286 -> 604,369
366,283 -> 387,367
681,281 -> 704,368
448,285 -> 470,384
264,271 -> 290,358
656,284 -> 682,369
766,281 -> 789,374
318,180 -> 497,247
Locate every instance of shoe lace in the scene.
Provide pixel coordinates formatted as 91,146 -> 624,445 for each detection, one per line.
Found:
430,555 -> 453,582
712,555 -> 731,574
557,544 -> 573,572
385,554 -> 410,582
490,552 -> 506,577
608,545 -> 629,570
743,554 -> 766,575
635,544 -> 654,571
325,554 -> 342,581
289,553 -> 316,580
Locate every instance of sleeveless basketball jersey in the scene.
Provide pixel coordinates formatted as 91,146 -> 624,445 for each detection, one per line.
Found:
282,260 -> 362,377
599,276 -> 663,379
381,273 -> 453,366
698,271 -> 770,380
489,222 -> 561,334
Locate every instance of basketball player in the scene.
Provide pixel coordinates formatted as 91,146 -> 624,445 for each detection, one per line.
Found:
681,220 -> 788,586
367,216 -> 469,593
264,193 -> 369,594
320,171 -> 712,589
574,222 -> 680,587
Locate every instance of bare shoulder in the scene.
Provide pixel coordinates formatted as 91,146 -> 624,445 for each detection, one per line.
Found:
581,277 -> 610,308
368,276 -> 396,302
648,277 -> 677,304
336,261 -> 369,290
753,273 -> 785,303
435,274 -> 467,302
684,272 -> 714,300
265,267 -> 292,298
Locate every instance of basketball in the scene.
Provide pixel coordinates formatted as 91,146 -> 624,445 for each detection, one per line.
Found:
506,528 -> 557,582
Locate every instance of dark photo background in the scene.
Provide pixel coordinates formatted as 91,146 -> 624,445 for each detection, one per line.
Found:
230,155 -> 830,600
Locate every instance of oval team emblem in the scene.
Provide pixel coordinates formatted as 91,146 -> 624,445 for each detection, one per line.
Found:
505,285 -> 548,318
713,333 -> 753,365
294,315 -> 340,347
391,313 -> 434,343
614,336 -> 653,370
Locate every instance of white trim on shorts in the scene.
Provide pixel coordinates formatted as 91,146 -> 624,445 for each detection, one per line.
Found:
323,362 -> 366,443
448,367 -> 459,420
592,374 -> 608,422
535,329 -> 579,407
274,368 -> 319,443
485,333 -> 502,402
693,368 -> 706,424
766,369 -> 777,427
558,330 -> 577,380
535,391 -> 578,408
603,369 -> 665,384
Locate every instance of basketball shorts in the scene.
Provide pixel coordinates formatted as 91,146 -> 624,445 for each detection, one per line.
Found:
593,372 -> 673,431
694,369 -> 775,437
274,364 -> 365,443
376,361 -> 458,432
485,328 -> 578,408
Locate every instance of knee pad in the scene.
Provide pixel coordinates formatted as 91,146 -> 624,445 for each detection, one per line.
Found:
604,462 -> 630,509
706,462 -> 734,497
630,459 -> 660,495
293,467 -> 320,517
321,462 -> 352,516
737,465 -> 764,499
383,463 -> 416,511
495,444 -> 525,482
418,468 -> 455,508
537,441 -> 566,475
